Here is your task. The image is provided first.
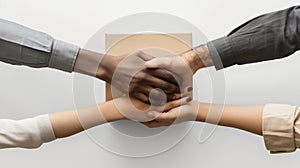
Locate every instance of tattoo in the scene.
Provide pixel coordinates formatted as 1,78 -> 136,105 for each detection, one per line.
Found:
193,44 -> 213,67
181,44 -> 213,73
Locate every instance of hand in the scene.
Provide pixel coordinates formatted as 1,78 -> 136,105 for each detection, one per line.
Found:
141,101 -> 201,127
100,50 -> 184,103
112,96 -> 192,122
144,45 -> 210,92
144,52 -> 195,95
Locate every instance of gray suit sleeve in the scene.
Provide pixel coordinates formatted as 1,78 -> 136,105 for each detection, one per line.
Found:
207,6 -> 300,70
0,18 -> 79,72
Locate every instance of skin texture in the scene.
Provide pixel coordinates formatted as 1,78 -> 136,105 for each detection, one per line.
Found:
143,45 -> 263,135
74,49 -> 184,103
143,102 -> 263,135
49,100 -> 124,138
145,45 -> 210,75
50,99 -> 263,139
144,45 -> 210,100
55,45 -> 263,141
49,96 -> 191,138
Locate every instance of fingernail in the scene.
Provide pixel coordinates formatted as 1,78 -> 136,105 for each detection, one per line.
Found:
187,87 -> 193,92
186,97 -> 192,102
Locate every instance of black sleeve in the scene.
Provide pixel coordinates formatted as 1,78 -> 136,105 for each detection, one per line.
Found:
207,6 -> 300,70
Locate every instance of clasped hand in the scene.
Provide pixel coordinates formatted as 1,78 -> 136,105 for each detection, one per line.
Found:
104,50 -> 200,127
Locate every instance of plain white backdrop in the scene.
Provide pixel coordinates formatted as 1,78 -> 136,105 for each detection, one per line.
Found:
1,0 -> 300,167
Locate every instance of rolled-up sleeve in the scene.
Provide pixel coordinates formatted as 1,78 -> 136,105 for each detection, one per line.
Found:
263,104 -> 300,153
0,18 -> 79,72
208,6 -> 300,70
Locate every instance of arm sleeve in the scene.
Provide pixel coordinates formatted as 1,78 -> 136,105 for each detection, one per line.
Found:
0,18 -> 79,72
263,104 -> 300,153
0,114 -> 56,149
207,6 -> 300,70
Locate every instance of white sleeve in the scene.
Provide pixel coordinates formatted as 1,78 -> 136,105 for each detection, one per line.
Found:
0,114 -> 56,149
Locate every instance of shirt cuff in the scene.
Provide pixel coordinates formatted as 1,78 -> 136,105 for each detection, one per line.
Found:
207,36 -> 235,70
263,104 -> 297,153
35,114 -> 56,143
48,40 -> 79,72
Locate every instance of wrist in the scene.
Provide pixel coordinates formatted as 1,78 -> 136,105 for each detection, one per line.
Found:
100,101 -> 126,122
97,54 -> 125,84
96,54 -> 118,83
196,102 -> 210,122
74,49 -> 103,78
74,49 -> 115,82
181,44 -> 212,74
181,49 -> 203,74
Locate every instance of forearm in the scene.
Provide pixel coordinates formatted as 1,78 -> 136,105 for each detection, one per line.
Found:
197,103 -> 263,135
49,100 -> 124,138
0,100 -> 127,149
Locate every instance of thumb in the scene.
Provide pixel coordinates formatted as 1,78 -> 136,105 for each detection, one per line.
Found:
147,111 -> 161,120
145,58 -> 160,68
146,57 -> 170,68
137,51 -> 155,61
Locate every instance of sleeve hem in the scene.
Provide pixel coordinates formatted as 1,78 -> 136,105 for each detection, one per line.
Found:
48,40 -> 79,72
207,36 -> 235,70
35,114 -> 56,143
263,104 -> 297,153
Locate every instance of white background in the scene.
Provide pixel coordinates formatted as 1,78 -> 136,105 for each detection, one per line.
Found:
1,0 -> 300,167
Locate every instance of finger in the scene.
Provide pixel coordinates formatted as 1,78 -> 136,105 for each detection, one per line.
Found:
137,51 -> 155,61
144,75 -> 180,93
168,93 -> 182,100
141,120 -> 171,128
137,86 -> 181,102
137,86 -> 164,99
133,87 -> 166,106
164,96 -> 192,111
130,92 -> 149,104
141,121 -> 160,128
147,111 -> 177,122
145,68 -> 182,85
145,57 -> 169,68
179,87 -> 193,103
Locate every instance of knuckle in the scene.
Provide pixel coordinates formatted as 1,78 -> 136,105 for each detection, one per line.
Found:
142,97 -> 149,103
166,94 -> 174,100
172,94 -> 180,100
135,72 -> 146,79
147,123 -> 154,128
169,101 -> 176,107
129,83 -> 138,91
135,50 -> 143,56
165,73 -> 174,81
149,125 -> 155,128
169,84 -> 179,91
160,81 -> 169,89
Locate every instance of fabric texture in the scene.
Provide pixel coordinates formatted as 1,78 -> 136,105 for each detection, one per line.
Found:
0,114 -> 56,149
0,18 -> 79,72
263,104 -> 300,153
208,6 -> 300,70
